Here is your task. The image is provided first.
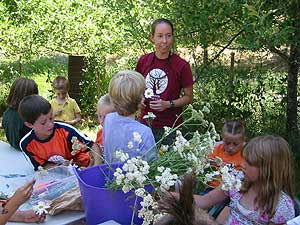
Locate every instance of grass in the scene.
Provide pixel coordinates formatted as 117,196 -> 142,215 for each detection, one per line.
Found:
0,128 -> 6,142
75,122 -> 99,141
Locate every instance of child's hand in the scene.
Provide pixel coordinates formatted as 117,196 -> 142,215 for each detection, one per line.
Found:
62,159 -> 73,166
54,109 -> 63,116
88,152 -> 95,167
96,144 -> 104,155
11,209 -> 46,223
150,99 -> 168,111
92,144 -> 103,165
208,157 -> 222,167
10,180 -> 35,206
48,155 -> 66,164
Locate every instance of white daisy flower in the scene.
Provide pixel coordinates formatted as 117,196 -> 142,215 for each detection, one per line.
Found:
71,136 -> 78,143
163,126 -> 171,135
33,201 -> 50,216
143,112 -> 156,120
116,150 -> 129,162
161,145 -> 169,151
144,88 -> 154,99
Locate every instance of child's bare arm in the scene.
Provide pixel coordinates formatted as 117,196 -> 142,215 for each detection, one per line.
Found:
9,209 -> 46,223
171,187 -> 227,211
194,186 -> 228,210
89,143 -> 103,165
0,180 -> 41,224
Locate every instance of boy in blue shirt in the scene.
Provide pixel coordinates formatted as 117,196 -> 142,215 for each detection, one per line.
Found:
103,70 -> 157,164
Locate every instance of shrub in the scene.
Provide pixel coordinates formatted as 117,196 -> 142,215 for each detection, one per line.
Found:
190,65 -> 287,139
0,82 -> 9,116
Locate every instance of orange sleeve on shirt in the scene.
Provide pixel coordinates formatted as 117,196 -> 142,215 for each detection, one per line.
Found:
95,128 -> 103,146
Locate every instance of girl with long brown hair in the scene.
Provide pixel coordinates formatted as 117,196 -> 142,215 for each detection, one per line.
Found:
195,135 -> 295,224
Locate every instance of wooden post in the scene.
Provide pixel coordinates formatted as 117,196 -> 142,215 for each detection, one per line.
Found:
68,55 -> 85,107
230,52 -> 235,70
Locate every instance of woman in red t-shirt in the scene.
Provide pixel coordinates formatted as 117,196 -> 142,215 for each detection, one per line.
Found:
135,18 -> 194,145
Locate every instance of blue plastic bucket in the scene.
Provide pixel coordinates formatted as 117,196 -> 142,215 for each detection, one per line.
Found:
73,164 -> 152,225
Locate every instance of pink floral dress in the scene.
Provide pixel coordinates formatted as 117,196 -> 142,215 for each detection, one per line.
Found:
225,187 -> 295,225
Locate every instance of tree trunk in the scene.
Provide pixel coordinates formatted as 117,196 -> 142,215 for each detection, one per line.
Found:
287,0 -> 300,141
286,48 -> 299,140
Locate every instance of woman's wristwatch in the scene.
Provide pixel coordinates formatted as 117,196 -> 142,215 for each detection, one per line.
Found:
169,100 -> 175,108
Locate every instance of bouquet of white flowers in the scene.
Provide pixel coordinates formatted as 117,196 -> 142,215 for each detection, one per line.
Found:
73,104 -> 243,225
103,105 -> 227,225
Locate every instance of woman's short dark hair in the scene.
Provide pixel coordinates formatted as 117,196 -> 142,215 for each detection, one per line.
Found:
151,18 -> 174,36
7,77 -> 38,109
18,95 -> 51,124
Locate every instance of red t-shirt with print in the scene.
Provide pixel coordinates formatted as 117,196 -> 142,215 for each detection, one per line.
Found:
136,53 -> 194,128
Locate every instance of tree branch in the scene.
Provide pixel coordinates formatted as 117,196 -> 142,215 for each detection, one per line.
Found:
268,46 -> 289,63
194,29 -> 244,83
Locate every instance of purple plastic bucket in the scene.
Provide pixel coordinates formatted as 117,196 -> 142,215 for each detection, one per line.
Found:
73,164 -> 153,225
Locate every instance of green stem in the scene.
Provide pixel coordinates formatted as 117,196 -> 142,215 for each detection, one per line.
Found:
131,195 -> 138,225
141,112 -> 195,158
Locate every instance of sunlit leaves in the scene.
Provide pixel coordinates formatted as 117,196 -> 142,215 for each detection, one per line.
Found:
1,0 -> 121,57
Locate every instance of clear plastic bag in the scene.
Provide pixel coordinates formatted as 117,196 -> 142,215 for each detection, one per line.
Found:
30,166 -> 78,205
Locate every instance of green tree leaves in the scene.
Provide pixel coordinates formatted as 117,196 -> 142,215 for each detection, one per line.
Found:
1,0 -> 299,140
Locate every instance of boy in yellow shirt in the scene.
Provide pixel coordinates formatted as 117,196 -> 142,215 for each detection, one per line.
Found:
50,76 -> 81,125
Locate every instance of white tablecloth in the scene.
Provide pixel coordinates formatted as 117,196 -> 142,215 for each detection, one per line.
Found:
0,141 -> 85,225
287,216 -> 300,225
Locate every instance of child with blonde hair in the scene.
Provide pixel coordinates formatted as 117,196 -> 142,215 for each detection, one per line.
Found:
50,76 -> 81,125
195,135 -> 295,224
202,119 -> 246,221
207,119 -> 245,189
95,94 -> 115,146
103,70 -> 156,163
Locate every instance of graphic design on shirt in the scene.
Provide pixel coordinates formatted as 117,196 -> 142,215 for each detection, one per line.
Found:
145,68 -> 168,95
225,162 -> 235,170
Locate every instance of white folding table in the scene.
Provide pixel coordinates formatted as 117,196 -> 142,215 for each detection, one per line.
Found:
0,141 -> 85,225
